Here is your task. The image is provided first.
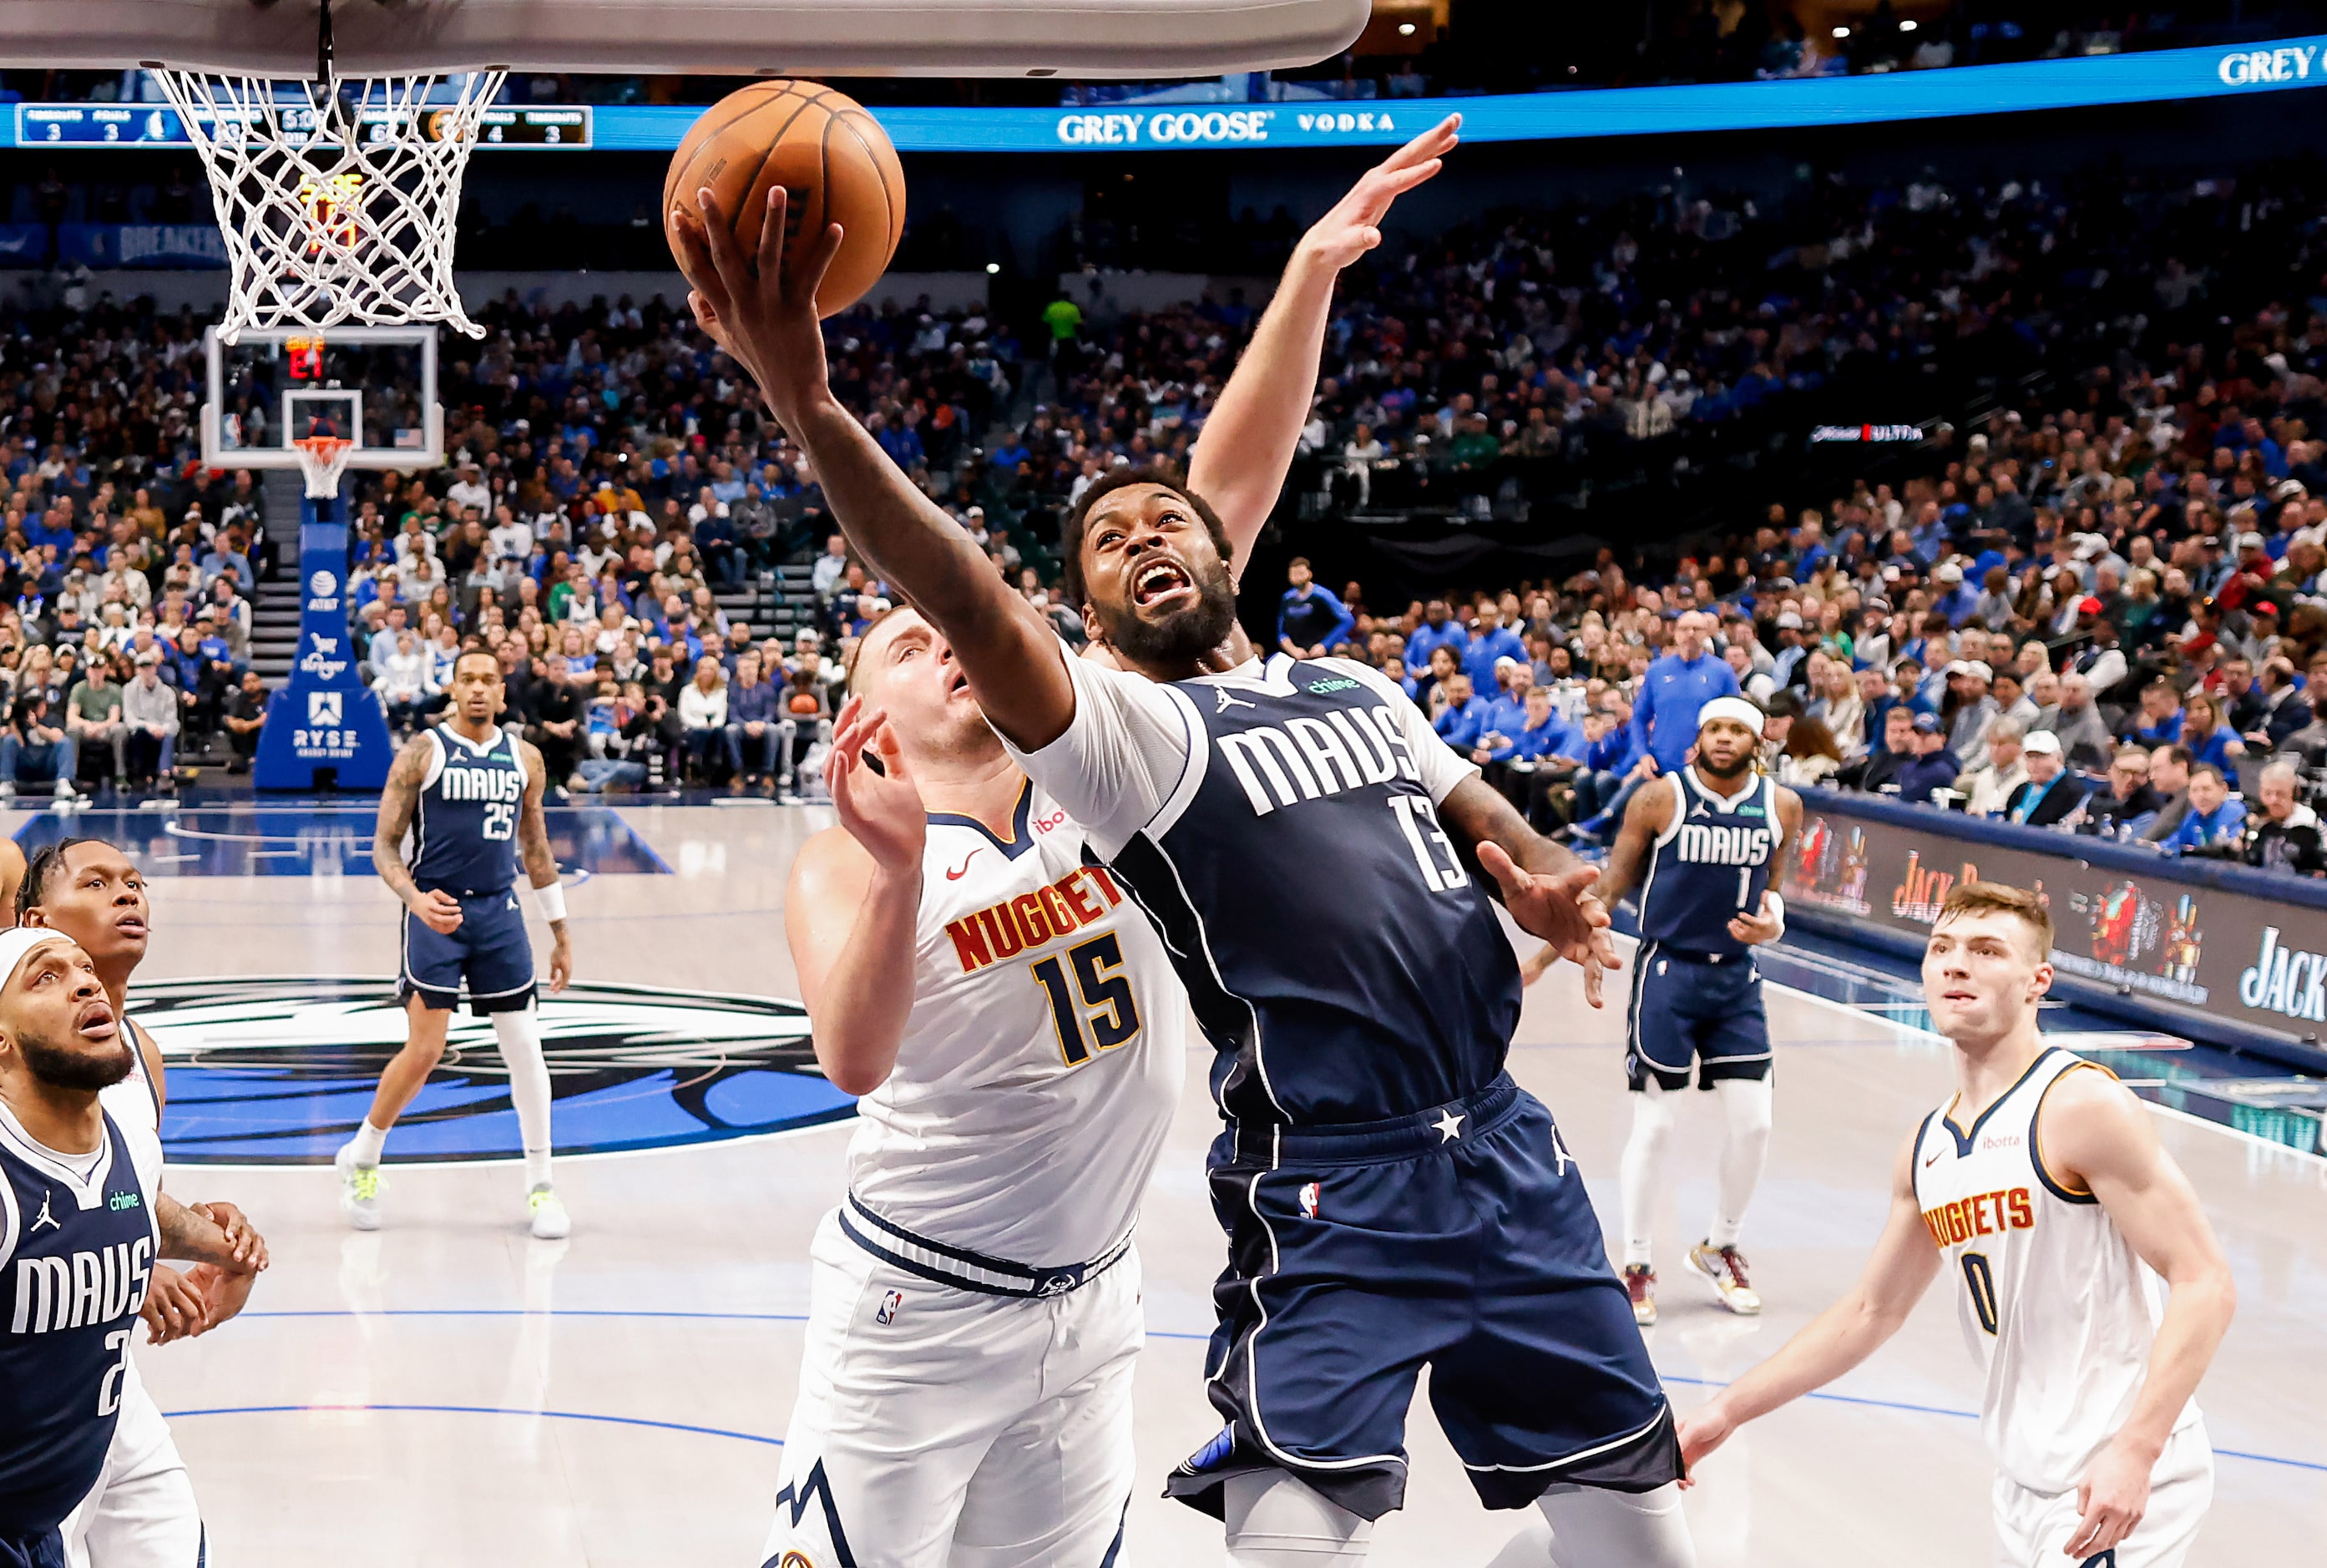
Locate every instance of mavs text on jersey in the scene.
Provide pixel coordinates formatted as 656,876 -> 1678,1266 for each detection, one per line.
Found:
401,726 -> 537,1014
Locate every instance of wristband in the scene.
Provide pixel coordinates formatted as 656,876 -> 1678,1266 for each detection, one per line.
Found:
1763,890 -> 1785,938
533,879 -> 569,924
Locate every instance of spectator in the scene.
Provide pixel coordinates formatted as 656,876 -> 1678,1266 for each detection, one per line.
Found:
1961,721 -> 2031,817
121,650 -> 180,788
1432,672 -> 1487,751
2081,748 -> 2165,838
64,653 -> 127,787
0,690 -> 78,800
725,650 -> 781,793
1277,558 -> 1355,660
1943,660 -> 2000,766
776,661 -> 831,799
1776,715 -> 1844,788
372,630 -> 437,736
524,659 -> 586,791
2001,732 -> 2089,827
1572,609 -> 1736,840
1849,704 -> 1920,796
220,670 -> 268,773
678,655 -> 730,783
2033,673 -> 2113,772
1894,712 -> 1962,805
2158,764 -> 2246,855
810,534 -> 851,600
2179,691 -> 2245,774
2239,760 -> 2326,877
2137,746 -> 2197,845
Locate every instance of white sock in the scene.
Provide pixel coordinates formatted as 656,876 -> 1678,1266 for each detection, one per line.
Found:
1223,1473 -> 1373,1566
1619,1085 -> 1677,1267
348,1119 -> 387,1166
1707,1077 -> 1773,1251
1536,1483 -> 1696,1568
492,1006 -> 555,1191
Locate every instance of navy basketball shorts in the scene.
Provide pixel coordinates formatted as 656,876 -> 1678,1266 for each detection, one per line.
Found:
399,889 -> 536,1014
1166,1074 -> 1680,1522
0,1528 -> 63,1568
1625,943 -> 1772,1093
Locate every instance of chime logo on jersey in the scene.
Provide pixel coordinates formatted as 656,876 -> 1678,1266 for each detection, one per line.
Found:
943,865 -> 1126,974
1921,1186 -> 2036,1247
1215,703 -> 1425,817
118,975 -> 854,1164
9,1237 -> 153,1333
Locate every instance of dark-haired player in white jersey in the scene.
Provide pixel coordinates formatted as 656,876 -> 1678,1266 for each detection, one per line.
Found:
685,147 -> 1694,1568
19,838 -> 268,1568
1584,696 -> 1798,1327
341,647 -> 574,1238
759,126 -> 1462,1568
1679,883 -> 2235,1565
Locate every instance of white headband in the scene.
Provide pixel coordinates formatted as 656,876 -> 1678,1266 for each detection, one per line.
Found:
1697,696 -> 1769,735
0,928 -> 71,991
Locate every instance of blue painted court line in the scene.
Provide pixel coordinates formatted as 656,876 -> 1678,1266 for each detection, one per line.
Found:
222,1309 -> 2324,1474
159,1403 -> 783,1446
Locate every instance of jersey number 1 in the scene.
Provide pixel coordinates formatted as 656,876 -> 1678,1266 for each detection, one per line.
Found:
1031,933 -> 1142,1067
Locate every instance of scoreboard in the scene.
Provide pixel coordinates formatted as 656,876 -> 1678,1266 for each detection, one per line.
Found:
14,103 -> 589,149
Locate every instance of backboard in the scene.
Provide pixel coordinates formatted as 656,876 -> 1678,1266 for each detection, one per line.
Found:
0,0 -> 1368,78
202,324 -> 439,472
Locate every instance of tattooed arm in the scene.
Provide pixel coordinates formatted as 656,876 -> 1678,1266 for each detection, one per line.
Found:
515,737 -> 572,993
375,732 -> 463,934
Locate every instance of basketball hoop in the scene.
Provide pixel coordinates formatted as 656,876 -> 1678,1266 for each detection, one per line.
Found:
148,5 -> 503,343
292,433 -> 356,500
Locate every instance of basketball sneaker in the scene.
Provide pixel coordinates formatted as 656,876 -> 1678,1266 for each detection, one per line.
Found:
1687,1242 -> 1761,1315
1623,1263 -> 1657,1326
335,1143 -> 383,1232
528,1186 -> 571,1241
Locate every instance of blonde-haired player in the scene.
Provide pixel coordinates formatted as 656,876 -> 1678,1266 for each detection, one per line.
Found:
1678,882 -> 2235,1565
760,122 -> 1462,1567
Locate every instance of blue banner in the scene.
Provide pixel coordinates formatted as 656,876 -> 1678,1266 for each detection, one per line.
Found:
8,35 -> 2327,154
255,508 -> 395,792
60,224 -> 229,268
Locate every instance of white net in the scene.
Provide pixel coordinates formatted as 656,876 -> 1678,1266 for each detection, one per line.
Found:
149,68 -> 507,343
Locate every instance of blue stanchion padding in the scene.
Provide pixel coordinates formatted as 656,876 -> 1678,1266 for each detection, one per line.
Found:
254,488 -> 395,792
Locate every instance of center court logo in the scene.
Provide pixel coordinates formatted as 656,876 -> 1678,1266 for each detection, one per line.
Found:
129,975 -> 852,1165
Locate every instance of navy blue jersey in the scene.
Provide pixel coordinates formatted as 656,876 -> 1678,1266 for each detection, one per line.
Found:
412,727 -> 529,896
1012,655 -> 1515,1125
0,1109 -> 158,1538
1636,769 -> 1779,957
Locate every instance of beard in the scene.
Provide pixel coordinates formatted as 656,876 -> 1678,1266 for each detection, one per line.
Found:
1097,564 -> 1239,668
1697,746 -> 1755,780
18,1026 -> 133,1093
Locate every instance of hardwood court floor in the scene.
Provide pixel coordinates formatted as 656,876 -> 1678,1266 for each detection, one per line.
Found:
56,802 -> 2326,1565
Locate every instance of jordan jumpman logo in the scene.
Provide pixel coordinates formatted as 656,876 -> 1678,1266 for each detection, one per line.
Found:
28,1191 -> 60,1233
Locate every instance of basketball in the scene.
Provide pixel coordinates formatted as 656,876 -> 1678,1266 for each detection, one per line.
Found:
664,80 -> 907,317
789,692 -> 821,716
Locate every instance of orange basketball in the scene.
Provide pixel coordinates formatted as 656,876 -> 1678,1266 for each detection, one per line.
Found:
665,81 -> 906,318
789,692 -> 821,716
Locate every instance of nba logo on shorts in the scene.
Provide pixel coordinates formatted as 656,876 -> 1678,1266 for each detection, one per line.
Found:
875,1289 -> 903,1325
307,691 -> 341,727
1299,1181 -> 1319,1219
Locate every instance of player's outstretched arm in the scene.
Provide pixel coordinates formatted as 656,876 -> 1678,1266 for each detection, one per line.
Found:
783,700 -> 923,1097
1186,116 -> 1458,569
2042,1068 -> 2236,1559
675,191 -> 1073,751
513,738 -> 572,994
1440,776 -> 1619,1006
1677,1129 -> 1941,1474
375,733 -> 463,935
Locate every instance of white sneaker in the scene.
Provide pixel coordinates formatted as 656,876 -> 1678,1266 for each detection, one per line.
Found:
52,779 -> 76,801
1687,1242 -> 1762,1316
527,1186 -> 570,1240
335,1142 -> 383,1231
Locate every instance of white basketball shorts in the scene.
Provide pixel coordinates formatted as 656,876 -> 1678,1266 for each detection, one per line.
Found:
61,1358 -> 205,1568
1991,1419 -> 2213,1568
759,1206 -> 1141,1568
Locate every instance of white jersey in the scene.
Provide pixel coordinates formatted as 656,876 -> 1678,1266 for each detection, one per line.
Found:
843,780 -> 1184,1266
1911,1046 -> 2199,1495
98,1019 -> 163,1139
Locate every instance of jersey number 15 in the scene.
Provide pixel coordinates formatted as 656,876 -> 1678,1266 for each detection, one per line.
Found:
1031,933 -> 1142,1068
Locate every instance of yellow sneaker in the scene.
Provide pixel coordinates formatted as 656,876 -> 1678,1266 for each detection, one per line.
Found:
1687,1242 -> 1762,1316
528,1185 -> 571,1240
1623,1263 -> 1657,1327
335,1143 -> 382,1232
